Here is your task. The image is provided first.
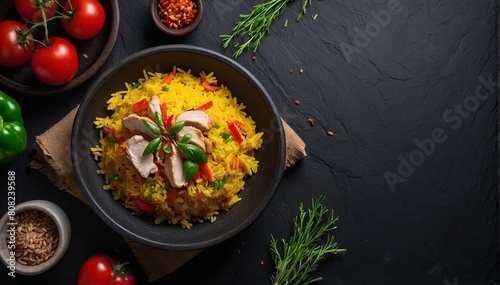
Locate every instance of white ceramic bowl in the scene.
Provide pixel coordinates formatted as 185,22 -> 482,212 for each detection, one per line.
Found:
0,200 -> 71,275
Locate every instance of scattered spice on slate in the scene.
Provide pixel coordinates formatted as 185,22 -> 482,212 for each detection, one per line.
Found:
327,131 -> 334,136
289,68 -> 293,73
251,55 -> 257,61
260,259 -> 264,266
300,68 -> 304,74
308,118 -> 315,126
294,99 -> 300,105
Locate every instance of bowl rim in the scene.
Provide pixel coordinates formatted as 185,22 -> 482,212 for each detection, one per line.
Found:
0,0 -> 120,94
0,200 -> 71,275
71,44 -> 286,250
149,0 -> 203,37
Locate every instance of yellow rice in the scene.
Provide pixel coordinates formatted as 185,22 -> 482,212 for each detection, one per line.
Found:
91,67 -> 263,229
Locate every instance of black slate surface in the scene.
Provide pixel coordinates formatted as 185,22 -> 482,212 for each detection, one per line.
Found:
0,0 -> 498,284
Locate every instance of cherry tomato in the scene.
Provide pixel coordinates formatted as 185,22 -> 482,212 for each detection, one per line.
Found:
31,37 -> 78,86
0,20 -> 34,67
77,254 -> 135,285
15,0 -> 57,23
61,0 -> 106,40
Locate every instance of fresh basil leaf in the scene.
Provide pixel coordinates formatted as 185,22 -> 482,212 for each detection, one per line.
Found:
168,121 -> 185,136
142,137 -> 161,156
177,143 -> 207,163
180,134 -> 192,144
163,142 -> 172,154
183,159 -> 199,181
143,119 -> 162,136
154,112 -> 166,132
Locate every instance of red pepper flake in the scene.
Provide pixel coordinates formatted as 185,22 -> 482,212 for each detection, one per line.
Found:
294,99 -> 300,105
327,131 -> 334,136
260,259 -> 264,266
308,118 -> 315,126
237,248 -> 241,255
158,0 -> 198,29
251,55 -> 257,61
289,68 -> 293,73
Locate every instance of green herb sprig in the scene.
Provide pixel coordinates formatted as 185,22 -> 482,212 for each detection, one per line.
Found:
221,0 -> 315,59
270,196 -> 346,285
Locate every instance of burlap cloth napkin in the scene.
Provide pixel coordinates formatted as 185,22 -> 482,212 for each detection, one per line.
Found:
30,106 -> 306,282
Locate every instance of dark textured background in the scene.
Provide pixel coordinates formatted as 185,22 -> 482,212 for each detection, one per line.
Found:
0,0 -> 498,284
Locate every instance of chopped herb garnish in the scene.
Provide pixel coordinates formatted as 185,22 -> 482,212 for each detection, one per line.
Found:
222,131 -> 232,141
109,174 -> 120,182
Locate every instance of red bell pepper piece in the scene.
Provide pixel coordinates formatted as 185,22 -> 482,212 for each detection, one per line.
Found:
103,126 -> 116,136
115,147 -> 125,155
132,197 -> 155,212
168,189 -> 177,204
194,100 -> 213,110
227,121 -> 243,144
199,163 -> 214,182
202,80 -> 220,91
132,98 -> 148,113
165,114 -> 174,129
232,120 -> 249,132
195,191 -> 205,201
192,169 -> 201,181
134,174 -> 146,185
161,72 -> 174,85
160,102 -> 168,128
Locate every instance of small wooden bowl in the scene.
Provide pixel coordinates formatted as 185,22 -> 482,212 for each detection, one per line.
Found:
0,200 -> 71,275
150,0 -> 203,37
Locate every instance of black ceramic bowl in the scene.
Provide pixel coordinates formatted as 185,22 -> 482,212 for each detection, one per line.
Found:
71,45 -> 285,250
0,0 -> 120,94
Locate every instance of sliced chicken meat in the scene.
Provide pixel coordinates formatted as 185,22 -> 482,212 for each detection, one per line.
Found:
203,137 -> 213,153
175,110 -> 214,132
125,135 -> 158,179
176,126 -> 206,152
164,145 -> 188,188
147,95 -> 162,120
122,114 -> 157,139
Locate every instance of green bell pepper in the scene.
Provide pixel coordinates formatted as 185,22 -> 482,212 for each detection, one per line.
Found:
0,90 -> 27,164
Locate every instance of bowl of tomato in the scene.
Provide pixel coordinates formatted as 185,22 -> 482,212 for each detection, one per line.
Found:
0,0 -> 120,94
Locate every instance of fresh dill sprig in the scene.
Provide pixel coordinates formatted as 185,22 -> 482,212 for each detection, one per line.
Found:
221,0 -> 315,59
269,196 -> 346,285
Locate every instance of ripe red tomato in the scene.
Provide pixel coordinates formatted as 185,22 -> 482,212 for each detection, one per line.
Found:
0,20 -> 34,67
77,254 -> 135,285
31,37 -> 78,86
15,0 -> 57,23
61,0 -> 106,40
